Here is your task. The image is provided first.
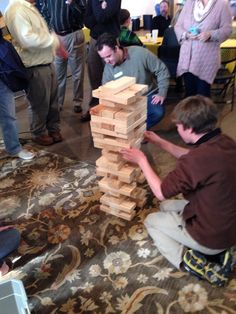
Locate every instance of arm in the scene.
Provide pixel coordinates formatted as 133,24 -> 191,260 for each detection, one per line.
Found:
120,148 -> 165,201
144,49 -> 170,104
203,3 -> 232,43
144,131 -> 189,159
6,7 -> 59,50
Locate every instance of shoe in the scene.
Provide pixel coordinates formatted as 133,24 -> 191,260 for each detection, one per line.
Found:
80,111 -> 91,122
74,105 -> 82,113
17,149 -> 35,160
183,249 -> 233,287
49,132 -> 63,143
32,134 -> 54,146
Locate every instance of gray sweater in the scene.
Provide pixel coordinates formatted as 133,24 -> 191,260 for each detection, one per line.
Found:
102,46 -> 170,97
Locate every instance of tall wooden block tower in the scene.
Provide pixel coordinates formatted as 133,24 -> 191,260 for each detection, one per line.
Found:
90,76 -> 148,220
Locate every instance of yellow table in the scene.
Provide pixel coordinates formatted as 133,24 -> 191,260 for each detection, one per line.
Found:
138,36 -> 163,55
220,38 -> 236,49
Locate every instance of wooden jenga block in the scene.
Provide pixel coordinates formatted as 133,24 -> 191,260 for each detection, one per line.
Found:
128,84 -> 148,96
93,88 -> 137,105
100,204 -> 135,221
97,163 -> 138,183
100,123 -> 115,131
99,76 -> 136,94
137,172 -> 146,184
114,114 -> 146,134
107,175 -> 123,189
100,194 -> 136,213
102,150 -> 122,162
136,197 -> 147,208
96,169 -> 107,177
101,107 -> 119,119
90,104 -> 105,116
96,156 -> 124,171
99,177 -> 137,197
131,187 -> 147,199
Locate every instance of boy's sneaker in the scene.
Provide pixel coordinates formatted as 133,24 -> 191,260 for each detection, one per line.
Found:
17,149 -> 35,160
183,249 -> 233,287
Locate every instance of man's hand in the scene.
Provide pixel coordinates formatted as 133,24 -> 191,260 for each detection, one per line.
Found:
120,148 -> 146,166
55,36 -> 69,59
151,94 -> 165,105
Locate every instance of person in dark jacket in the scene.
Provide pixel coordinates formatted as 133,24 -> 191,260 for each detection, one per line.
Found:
152,0 -> 171,36
83,0 -> 121,121
121,95 -> 236,287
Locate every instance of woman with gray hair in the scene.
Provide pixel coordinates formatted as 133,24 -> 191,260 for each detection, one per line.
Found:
175,0 -> 232,97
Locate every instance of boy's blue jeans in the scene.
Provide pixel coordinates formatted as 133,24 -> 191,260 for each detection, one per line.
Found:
147,91 -> 165,129
0,79 -> 22,155
0,228 -> 21,266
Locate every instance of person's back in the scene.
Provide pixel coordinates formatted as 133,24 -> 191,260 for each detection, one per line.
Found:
163,129 -> 236,249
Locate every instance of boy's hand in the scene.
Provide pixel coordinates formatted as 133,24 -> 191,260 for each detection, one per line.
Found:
120,148 -> 146,165
144,131 -> 161,144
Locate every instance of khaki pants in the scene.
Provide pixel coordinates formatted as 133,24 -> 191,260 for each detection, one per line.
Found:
144,200 -> 224,269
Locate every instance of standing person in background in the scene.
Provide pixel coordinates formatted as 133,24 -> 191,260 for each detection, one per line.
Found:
43,0 -> 86,114
4,0 -> 64,146
175,0 -> 232,98
119,9 -> 143,47
0,28 -> 35,160
152,1 -> 171,37
83,0 -> 121,122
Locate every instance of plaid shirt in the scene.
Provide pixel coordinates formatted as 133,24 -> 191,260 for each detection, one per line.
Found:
119,26 -> 143,47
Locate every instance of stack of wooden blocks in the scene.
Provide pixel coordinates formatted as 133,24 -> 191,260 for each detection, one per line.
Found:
90,76 -> 148,221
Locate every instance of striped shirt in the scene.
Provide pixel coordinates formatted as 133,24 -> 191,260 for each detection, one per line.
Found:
43,0 -> 84,33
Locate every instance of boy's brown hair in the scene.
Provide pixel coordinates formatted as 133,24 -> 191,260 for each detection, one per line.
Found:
172,95 -> 219,134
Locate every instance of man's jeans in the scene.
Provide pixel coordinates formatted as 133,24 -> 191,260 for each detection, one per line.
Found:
147,90 -> 165,129
0,79 -> 21,155
0,228 -> 21,266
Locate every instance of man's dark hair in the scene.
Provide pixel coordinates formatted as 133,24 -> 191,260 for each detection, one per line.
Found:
172,95 -> 219,134
120,9 -> 130,25
96,33 -> 118,52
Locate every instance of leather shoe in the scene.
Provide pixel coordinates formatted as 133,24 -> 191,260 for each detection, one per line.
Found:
80,111 -> 91,122
49,132 -> 63,143
32,134 -> 54,146
74,105 -> 82,113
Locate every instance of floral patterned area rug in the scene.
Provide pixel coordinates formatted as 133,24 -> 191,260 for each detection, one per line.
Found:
0,148 -> 235,314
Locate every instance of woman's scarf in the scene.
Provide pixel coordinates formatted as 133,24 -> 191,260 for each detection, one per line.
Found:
193,0 -> 217,22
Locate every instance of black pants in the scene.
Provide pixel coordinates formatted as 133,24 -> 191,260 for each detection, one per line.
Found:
183,72 -> 211,98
